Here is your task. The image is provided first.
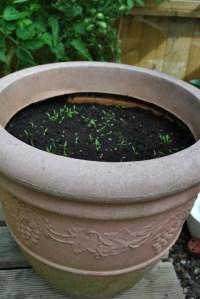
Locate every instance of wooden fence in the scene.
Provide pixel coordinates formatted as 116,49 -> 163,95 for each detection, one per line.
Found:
120,0 -> 200,80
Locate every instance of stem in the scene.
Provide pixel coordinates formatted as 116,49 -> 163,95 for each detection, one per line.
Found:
0,28 -> 18,46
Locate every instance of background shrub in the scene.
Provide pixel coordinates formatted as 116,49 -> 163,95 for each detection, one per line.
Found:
0,0 -> 145,74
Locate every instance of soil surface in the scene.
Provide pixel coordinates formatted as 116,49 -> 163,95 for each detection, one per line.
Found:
5,94 -> 195,162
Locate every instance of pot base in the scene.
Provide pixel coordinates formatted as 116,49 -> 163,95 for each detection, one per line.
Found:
23,250 -> 155,299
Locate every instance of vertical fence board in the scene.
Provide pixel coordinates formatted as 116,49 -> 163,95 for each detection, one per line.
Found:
121,15 -> 199,80
162,18 -> 194,78
185,20 -> 200,80
121,17 -> 144,66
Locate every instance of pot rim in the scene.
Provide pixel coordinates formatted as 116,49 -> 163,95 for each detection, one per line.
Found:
0,62 -> 200,204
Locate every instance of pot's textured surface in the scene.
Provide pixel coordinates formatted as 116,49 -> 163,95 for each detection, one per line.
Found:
0,62 -> 200,299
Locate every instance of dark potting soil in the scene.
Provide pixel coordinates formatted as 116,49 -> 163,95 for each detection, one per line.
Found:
5,94 -> 195,162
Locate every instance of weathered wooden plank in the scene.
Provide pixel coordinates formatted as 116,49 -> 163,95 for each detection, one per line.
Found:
137,17 -> 168,72
121,17 -> 144,66
0,227 -> 29,269
0,262 -> 185,299
0,203 -> 5,222
131,0 -> 200,18
162,18 -> 194,79
185,20 -> 200,80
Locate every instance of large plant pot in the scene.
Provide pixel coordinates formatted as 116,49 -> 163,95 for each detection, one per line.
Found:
0,62 -> 200,299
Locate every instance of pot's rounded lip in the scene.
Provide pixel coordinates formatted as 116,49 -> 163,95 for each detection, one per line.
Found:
0,62 -> 200,204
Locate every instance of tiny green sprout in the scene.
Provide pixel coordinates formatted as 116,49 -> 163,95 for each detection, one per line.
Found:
88,119 -> 97,129
46,110 -> 61,123
75,136 -> 79,144
29,121 -> 35,128
158,151 -> 165,156
102,110 -> 115,123
63,105 -> 78,119
159,133 -> 172,145
118,137 -> 127,147
43,128 -> 48,136
106,131 -> 112,135
46,105 -> 78,124
89,133 -> 94,142
98,125 -> 107,133
131,146 -> 138,155
94,137 -> 101,152
63,141 -> 68,157
24,129 -> 30,137
46,144 -> 53,153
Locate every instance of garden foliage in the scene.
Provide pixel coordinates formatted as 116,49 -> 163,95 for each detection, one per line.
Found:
0,0 -> 145,74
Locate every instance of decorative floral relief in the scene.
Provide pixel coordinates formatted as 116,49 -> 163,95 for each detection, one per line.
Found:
43,220 -> 153,258
2,193 -> 194,258
152,200 -> 194,254
2,195 -> 43,247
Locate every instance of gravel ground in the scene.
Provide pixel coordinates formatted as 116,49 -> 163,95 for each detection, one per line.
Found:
169,224 -> 200,299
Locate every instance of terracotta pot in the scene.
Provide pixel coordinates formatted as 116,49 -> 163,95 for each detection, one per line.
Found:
0,62 -> 200,299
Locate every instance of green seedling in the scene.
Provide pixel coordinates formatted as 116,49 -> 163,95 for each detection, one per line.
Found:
43,128 -> 48,136
63,105 -> 78,119
88,119 -> 97,129
89,133 -> 94,142
94,137 -> 101,152
118,137 -> 128,147
46,110 -> 62,123
106,131 -> 112,135
46,105 -> 78,124
46,144 -> 53,153
63,141 -> 69,157
102,110 -> 115,123
131,146 -> 138,155
75,136 -> 79,144
158,151 -> 165,156
30,139 -> 35,146
98,125 -> 107,133
29,121 -> 36,128
24,129 -> 30,137
159,133 -> 172,145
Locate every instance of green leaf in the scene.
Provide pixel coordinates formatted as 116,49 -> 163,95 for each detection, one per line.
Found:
70,39 -> 92,60
20,18 -> 32,26
53,3 -> 83,17
3,6 -> 29,21
16,24 -> 36,40
48,17 -> 59,46
13,0 -> 30,4
41,32 -> 53,47
73,23 -> 85,35
1,21 -> 16,34
16,47 -> 35,65
0,36 -> 6,48
30,4 -> 41,12
189,79 -> 200,89
23,39 -> 44,50
127,0 -> 134,10
134,0 -> 145,7
52,42 -> 65,60
0,50 -> 6,63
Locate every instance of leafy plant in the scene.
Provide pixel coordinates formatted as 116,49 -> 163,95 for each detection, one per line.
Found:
0,0 -> 146,74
